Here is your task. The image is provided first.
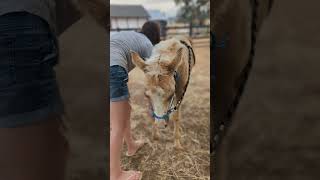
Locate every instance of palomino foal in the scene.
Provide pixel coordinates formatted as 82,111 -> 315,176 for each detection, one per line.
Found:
131,36 -> 195,149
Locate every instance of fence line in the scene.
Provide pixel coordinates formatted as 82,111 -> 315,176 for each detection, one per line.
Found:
110,25 -> 210,40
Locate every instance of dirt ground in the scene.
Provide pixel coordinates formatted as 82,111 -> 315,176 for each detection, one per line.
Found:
57,16 -> 107,179
123,40 -> 210,180
217,0 -> 320,180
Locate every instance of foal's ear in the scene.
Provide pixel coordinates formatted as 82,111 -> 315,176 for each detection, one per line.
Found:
131,51 -> 147,72
168,48 -> 183,72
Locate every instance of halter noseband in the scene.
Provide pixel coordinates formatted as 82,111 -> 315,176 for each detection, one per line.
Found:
150,40 -> 194,123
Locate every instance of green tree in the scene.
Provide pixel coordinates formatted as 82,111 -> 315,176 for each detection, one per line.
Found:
174,0 -> 210,26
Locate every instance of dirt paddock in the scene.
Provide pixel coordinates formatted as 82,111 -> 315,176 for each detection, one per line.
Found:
124,42 -> 210,180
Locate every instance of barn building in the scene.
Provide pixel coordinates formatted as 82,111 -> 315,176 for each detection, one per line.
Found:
110,5 -> 150,30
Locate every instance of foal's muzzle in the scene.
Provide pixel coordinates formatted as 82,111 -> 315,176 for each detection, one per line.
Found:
152,112 -> 169,129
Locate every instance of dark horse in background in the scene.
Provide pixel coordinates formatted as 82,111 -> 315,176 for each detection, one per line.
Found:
212,0 -> 273,179
213,0 -> 320,179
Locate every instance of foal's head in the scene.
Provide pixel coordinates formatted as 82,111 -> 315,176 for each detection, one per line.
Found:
131,39 -> 184,128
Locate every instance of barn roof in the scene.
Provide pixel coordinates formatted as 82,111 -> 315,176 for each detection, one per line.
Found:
110,5 -> 150,18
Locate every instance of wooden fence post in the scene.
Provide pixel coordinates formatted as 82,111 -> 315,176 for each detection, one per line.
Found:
189,22 -> 193,37
164,27 -> 167,40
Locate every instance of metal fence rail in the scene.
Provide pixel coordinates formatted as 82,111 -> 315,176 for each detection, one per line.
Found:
110,25 -> 210,40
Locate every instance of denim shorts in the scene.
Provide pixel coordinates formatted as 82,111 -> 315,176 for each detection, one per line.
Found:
110,65 -> 130,102
0,12 -> 64,128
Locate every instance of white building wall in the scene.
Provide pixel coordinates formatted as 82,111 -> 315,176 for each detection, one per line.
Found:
111,19 -> 117,29
111,17 -> 148,29
127,18 -> 137,29
117,18 -> 127,29
138,18 -> 147,28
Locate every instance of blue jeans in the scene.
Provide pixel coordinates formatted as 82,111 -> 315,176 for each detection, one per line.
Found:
110,65 -> 129,102
0,12 -> 64,127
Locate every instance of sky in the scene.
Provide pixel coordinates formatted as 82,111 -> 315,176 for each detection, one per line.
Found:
110,0 -> 179,17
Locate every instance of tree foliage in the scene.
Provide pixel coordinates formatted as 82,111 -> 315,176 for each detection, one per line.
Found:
174,0 -> 210,25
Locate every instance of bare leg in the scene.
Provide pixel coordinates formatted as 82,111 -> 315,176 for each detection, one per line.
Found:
123,103 -> 145,156
172,109 -> 183,150
123,103 -> 134,145
110,100 -> 141,180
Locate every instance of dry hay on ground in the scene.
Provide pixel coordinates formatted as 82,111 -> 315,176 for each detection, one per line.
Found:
123,45 -> 210,180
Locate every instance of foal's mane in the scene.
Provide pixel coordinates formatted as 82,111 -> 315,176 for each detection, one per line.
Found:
145,53 -> 173,75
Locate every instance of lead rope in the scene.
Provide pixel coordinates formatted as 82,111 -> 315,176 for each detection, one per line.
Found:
173,41 -> 194,110
212,0 -> 259,177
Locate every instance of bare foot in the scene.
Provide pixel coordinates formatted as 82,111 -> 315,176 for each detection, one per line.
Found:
111,171 -> 142,180
126,140 -> 145,156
